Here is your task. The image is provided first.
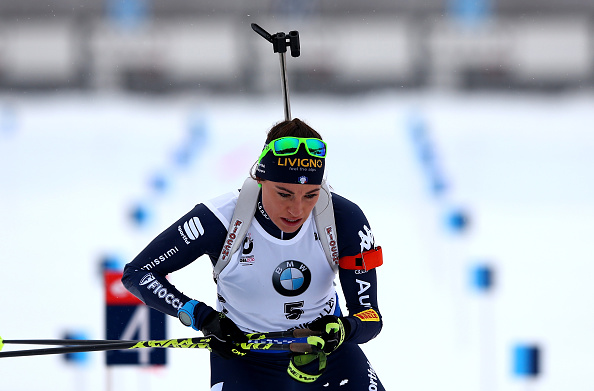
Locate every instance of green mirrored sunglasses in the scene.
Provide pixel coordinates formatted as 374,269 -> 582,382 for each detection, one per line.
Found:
258,137 -> 327,162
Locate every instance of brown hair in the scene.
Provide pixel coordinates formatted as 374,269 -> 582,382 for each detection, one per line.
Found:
264,118 -> 322,143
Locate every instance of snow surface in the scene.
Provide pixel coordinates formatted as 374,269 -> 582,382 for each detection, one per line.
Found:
1,91 -> 594,391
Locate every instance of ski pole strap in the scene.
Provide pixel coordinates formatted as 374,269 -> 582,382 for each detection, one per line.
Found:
288,352 -> 328,383
287,336 -> 327,383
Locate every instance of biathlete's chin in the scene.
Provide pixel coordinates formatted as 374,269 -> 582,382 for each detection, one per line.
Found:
279,217 -> 304,232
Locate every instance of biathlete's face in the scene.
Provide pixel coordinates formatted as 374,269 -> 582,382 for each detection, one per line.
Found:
259,180 -> 321,233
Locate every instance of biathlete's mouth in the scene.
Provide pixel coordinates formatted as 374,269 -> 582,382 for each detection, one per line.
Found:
281,217 -> 302,226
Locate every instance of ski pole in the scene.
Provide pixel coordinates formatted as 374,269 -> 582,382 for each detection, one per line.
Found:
0,331 -> 323,358
0,328 -> 319,347
0,337 -> 210,358
251,23 -> 300,121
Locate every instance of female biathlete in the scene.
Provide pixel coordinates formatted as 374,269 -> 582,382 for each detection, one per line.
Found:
122,118 -> 386,390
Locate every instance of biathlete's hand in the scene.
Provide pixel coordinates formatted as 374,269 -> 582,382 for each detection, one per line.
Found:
178,300 -> 248,359
308,315 -> 351,354
200,311 -> 249,360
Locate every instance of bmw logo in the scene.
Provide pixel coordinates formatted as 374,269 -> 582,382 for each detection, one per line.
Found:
272,261 -> 311,297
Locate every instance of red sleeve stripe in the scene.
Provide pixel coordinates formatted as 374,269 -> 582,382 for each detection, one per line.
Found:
339,246 -> 383,271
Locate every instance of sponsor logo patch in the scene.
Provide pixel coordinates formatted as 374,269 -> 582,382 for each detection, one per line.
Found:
144,278 -> 183,310
140,273 -> 156,285
220,220 -> 243,261
325,226 -> 339,266
277,157 -> 323,168
179,217 -> 204,244
358,225 -> 375,253
272,260 -> 311,297
184,217 -> 204,240
141,247 -> 179,270
353,309 -> 380,322
239,256 -> 255,266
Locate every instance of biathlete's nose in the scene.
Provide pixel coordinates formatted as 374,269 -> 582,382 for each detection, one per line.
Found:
287,199 -> 303,217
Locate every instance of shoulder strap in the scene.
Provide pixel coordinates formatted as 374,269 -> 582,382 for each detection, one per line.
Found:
314,181 -> 339,272
214,178 -> 339,281
213,177 -> 260,281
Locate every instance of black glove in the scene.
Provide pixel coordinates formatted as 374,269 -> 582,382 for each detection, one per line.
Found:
201,311 -> 249,359
308,315 -> 351,354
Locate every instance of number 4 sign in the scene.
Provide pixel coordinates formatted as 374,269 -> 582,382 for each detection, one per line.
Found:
104,270 -> 167,365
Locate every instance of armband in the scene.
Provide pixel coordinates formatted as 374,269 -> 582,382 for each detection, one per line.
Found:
339,246 -> 383,271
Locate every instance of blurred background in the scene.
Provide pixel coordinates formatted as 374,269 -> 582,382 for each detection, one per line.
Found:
1,1 -> 594,390
0,0 -> 593,93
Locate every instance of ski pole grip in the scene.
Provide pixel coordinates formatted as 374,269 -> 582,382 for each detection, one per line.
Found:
289,343 -> 315,354
292,329 -> 321,338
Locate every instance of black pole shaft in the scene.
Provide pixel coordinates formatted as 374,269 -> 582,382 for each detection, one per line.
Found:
0,337 -> 212,358
3,339 -> 127,346
279,52 -> 291,121
0,341 -> 144,358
